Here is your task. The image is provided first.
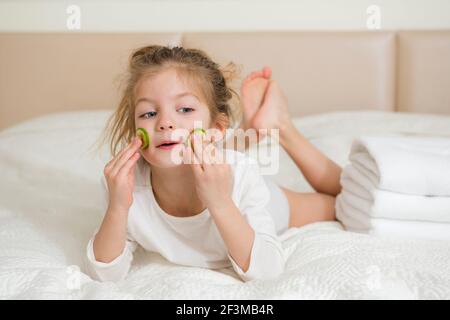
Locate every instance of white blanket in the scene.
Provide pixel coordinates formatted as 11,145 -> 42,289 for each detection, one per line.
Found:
349,136 -> 450,196
1,110 -> 450,299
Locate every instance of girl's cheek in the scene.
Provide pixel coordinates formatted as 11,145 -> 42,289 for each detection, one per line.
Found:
139,151 -> 156,166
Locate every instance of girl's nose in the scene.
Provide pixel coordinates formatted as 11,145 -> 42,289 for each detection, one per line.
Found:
159,124 -> 174,130
156,114 -> 175,131
156,110 -> 175,131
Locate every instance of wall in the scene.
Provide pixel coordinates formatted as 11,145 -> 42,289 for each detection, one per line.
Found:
0,0 -> 450,32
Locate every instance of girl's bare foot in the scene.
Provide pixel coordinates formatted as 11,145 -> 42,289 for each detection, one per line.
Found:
252,79 -> 293,140
239,66 -> 272,132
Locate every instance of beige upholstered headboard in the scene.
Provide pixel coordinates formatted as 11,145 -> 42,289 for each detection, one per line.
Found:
1,31 -> 449,131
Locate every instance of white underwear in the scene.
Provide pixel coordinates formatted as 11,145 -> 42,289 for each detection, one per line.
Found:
262,176 -> 291,235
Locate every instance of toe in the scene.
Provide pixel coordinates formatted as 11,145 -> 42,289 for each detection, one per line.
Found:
241,74 -> 252,90
249,71 -> 258,80
249,71 -> 263,81
243,73 -> 252,83
262,66 -> 272,79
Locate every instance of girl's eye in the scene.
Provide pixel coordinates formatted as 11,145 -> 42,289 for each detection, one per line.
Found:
141,111 -> 157,119
139,107 -> 193,119
179,107 -> 194,113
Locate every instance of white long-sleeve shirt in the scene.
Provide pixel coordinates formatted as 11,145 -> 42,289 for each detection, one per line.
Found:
86,149 -> 287,282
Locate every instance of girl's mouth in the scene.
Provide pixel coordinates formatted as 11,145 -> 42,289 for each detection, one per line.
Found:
156,142 -> 180,150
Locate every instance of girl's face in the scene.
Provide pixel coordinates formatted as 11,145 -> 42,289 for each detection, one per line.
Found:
134,68 -> 217,168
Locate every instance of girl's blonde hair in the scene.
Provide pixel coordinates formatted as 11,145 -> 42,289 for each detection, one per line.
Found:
93,45 -> 241,157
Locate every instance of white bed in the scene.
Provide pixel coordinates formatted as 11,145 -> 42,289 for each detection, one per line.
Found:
1,110 -> 449,299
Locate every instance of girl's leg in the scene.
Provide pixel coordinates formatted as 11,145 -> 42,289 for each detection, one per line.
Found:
277,122 -> 342,227
252,79 -> 342,197
236,69 -> 343,228
278,119 -> 342,197
280,186 -> 337,228
255,80 -> 342,227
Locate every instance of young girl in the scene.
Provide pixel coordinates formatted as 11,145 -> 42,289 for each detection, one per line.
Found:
86,45 -> 342,283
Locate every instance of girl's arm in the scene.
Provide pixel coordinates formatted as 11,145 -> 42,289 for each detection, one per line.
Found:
209,197 -> 285,282
280,121 -> 342,197
93,207 -> 128,263
187,136 -> 285,281
208,199 -> 254,272
87,137 -> 141,281
86,206 -> 137,282
86,175 -> 137,282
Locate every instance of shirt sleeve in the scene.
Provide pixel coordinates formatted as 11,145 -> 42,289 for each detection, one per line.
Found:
84,175 -> 138,282
227,157 -> 286,282
86,230 -> 138,282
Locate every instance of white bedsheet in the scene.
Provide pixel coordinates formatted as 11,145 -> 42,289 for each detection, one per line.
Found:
1,110 -> 450,299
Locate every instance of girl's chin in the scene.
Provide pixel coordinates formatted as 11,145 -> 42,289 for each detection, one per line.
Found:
148,156 -> 184,168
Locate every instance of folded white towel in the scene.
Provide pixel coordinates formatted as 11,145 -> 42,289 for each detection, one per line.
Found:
340,168 -> 450,223
336,135 -> 450,241
349,136 -> 450,196
336,198 -> 450,241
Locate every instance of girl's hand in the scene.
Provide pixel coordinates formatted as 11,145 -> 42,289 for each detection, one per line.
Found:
184,133 -> 233,210
103,137 -> 142,213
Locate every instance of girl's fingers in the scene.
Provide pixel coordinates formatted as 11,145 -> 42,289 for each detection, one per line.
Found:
187,137 -> 203,175
190,133 -> 222,168
191,134 -> 203,164
203,140 -> 217,167
202,135 -> 225,168
107,138 -> 138,169
201,140 -> 211,168
182,141 -> 194,164
110,138 -> 142,176
117,152 -> 140,179
190,157 -> 203,177
111,138 -> 141,174
211,144 -> 225,164
105,140 -> 132,171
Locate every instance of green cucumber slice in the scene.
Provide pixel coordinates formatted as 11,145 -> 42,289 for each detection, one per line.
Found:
136,128 -> 150,150
192,128 -> 206,135
185,128 -> 206,148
